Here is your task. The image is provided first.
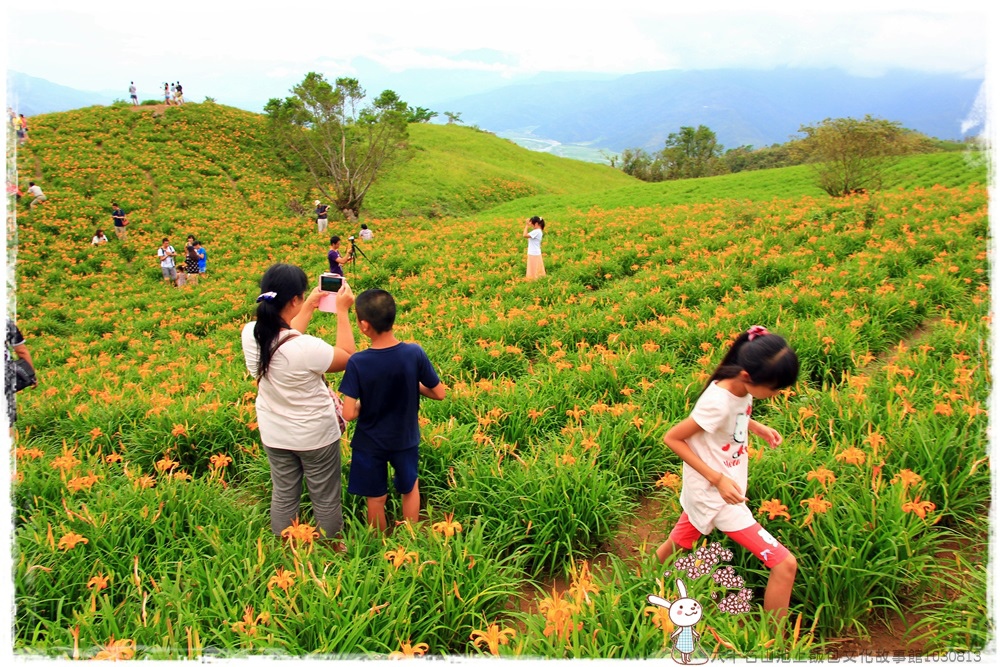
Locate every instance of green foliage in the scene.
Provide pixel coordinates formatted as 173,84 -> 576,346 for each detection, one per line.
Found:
792,115 -> 934,196
264,73 -> 410,216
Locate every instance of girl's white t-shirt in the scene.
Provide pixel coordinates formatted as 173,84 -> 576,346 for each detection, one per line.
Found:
679,381 -> 756,534
241,322 -> 340,451
526,228 -> 543,256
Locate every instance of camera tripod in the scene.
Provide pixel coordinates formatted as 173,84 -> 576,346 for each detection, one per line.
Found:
346,237 -> 372,266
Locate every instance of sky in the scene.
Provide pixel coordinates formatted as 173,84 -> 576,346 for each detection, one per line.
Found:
2,0 -> 994,112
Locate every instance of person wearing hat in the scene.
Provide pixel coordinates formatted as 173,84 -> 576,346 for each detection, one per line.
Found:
315,200 -> 330,233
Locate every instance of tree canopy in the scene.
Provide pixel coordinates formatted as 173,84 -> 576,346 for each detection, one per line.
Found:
792,115 -> 932,196
264,73 -> 409,217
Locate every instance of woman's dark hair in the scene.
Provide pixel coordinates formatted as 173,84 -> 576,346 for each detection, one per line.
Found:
355,289 -> 396,334
704,327 -> 799,393
253,263 -> 308,379
529,215 -> 545,230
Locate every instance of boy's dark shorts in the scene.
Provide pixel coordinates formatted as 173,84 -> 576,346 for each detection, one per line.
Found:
348,445 -> 419,497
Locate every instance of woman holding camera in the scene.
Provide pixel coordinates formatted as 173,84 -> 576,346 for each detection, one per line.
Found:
523,215 -> 546,280
241,263 -> 356,547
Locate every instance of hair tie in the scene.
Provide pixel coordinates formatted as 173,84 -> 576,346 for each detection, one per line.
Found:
747,325 -> 769,341
256,291 -> 278,303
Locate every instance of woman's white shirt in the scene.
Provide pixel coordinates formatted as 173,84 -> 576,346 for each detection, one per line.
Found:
241,322 -> 340,451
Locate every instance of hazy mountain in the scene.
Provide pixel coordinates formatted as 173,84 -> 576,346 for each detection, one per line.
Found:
9,67 -> 982,164
7,71 -> 116,117
440,68 -> 984,152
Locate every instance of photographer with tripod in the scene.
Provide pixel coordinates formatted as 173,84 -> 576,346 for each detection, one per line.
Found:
328,236 -> 352,277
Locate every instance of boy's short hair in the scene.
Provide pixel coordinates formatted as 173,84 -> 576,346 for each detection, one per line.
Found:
330,236 -> 340,245
355,289 -> 396,334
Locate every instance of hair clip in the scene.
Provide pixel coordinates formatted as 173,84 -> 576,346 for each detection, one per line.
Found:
747,325 -> 770,341
256,291 -> 277,303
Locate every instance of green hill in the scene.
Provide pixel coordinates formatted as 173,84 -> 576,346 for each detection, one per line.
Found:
13,102 -> 636,227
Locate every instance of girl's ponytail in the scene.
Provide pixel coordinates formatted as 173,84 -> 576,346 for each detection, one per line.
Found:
253,263 -> 309,379
704,325 -> 799,392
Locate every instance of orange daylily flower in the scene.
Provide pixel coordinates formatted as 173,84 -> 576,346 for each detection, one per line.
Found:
470,624 -> 516,656
891,469 -> 923,490
644,604 -> 675,642
58,532 -> 89,551
432,514 -> 463,538
15,446 -> 44,460
105,453 -> 123,464
231,606 -> 270,636
835,446 -> 866,466
806,467 -> 837,488
171,423 -> 188,437
210,453 -> 233,469
758,499 -> 791,521
281,518 -> 320,545
902,496 -> 936,519
655,471 -> 681,491
384,546 -> 418,569
92,637 -> 136,660
390,641 -> 430,659
87,573 -> 110,591
267,567 -> 295,592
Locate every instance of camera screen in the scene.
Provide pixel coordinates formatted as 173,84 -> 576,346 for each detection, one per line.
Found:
320,275 -> 343,292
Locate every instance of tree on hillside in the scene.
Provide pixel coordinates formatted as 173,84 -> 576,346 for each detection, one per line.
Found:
264,73 -> 409,218
792,115 -> 932,196
444,111 -> 463,125
659,125 -> 725,179
407,106 -> 438,123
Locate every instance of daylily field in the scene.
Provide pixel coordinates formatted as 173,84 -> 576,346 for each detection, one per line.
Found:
6,102 -> 992,660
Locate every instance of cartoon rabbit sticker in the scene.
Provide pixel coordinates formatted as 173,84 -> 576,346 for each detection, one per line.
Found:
648,580 -> 708,665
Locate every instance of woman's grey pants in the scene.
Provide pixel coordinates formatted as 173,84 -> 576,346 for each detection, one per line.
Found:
264,440 -> 343,539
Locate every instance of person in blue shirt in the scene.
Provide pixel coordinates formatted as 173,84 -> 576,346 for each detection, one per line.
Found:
339,289 -> 446,532
194,240 -> 207,275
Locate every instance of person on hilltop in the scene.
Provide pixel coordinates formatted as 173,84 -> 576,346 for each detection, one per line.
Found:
522,215 -> 545,280
157,237 -> 178,286
655,325 -> 800,619
129,81 -> 139,106
164,83 -> 172,105
111,202 -> 128,240
358,223 -> 374,241
175,82 -> 184,105
26,182 -> 46,209
92,229 -> 109,245
240,263 -> 357,548
315,200 -> 330,234
339,288 -> 446,532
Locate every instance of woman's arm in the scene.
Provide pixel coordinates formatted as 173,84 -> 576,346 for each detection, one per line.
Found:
327,283 -> 357,372
290,287 -> 323,333
664,417 -> 746,504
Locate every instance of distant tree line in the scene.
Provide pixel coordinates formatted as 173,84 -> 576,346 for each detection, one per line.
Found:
613,116 -> 961,196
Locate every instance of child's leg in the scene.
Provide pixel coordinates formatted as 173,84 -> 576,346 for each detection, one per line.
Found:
366,495 -> 388,532
401,478 -> 420,523
656,512 -> 703,563
726,522 -> 797,616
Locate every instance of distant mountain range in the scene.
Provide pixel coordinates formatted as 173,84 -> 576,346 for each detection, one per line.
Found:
439,68 -> 984,159
8,67 -> 983,163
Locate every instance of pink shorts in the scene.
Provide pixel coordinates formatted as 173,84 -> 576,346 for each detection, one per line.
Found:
668,511 -> 791,568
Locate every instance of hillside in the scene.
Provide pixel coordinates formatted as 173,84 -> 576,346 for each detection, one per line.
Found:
363,123 -> 635,218
478,150 -> 989,220
7,97 -> 990,660
12,102 -> 636,228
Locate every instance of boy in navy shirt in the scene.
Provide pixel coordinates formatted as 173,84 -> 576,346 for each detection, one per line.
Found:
339,289 -> 446,531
